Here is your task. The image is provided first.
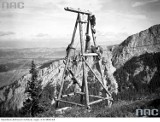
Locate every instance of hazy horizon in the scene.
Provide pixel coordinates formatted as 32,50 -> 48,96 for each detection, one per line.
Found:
0,39 -> 118,49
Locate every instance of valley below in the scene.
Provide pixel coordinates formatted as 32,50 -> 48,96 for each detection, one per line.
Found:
0,48 -> 66,88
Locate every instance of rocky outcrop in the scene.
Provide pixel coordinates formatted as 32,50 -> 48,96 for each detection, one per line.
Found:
112,24 -> 160,92
0,60 -> 65,111
114,52 -> 160,92
112,24 -> 160,69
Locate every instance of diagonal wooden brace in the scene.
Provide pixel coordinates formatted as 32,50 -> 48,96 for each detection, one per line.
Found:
83,58 -> 111,97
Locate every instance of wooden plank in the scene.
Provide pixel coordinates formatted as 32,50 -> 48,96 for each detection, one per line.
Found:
57,99 -> 85,107
76,92 -> 105,99
64,7 -> 92,15
76,92 -> 85,95
90,95 -> 113,101
89,98 -> 106,105
76,92 -> 111,99
89,95 -> 105,99
83,53 -> 98,56
62,93 -> 75,98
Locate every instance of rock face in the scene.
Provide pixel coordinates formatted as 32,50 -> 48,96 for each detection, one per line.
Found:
114,52 -> 160,92
0,60 -> 65,111
112,24 -> 160,92
112,24 -> 160,69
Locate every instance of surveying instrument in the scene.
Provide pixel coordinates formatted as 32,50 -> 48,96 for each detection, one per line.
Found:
56,7 -> 112,109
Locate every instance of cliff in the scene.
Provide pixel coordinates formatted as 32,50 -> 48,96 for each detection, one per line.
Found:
112,24 -> 160,69
112,24 -> 160,93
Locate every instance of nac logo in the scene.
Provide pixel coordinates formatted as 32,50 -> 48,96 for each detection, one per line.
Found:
1,2 -> 24,9
136,109 -> 159,117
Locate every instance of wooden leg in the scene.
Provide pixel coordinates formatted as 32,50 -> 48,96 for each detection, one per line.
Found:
80,74 -> 85,104
56,15 -> 79,108
56,58 -> 69,108
83,60 -> 89,108
80,66 -> 85,104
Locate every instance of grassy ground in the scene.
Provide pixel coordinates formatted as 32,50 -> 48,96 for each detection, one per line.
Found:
1,80 -> 159,117
54,97 -> 160,117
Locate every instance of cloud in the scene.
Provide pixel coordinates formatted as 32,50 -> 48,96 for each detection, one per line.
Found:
0,31 -> 15,36
132,0 -> 159,7
26,1 -> 61,14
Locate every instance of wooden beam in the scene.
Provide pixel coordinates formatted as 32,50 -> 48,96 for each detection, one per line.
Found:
56,57 -> 70,108
57,99 -> 85,107
76,91 -> 85,95
83,53 -> 98,56
76,92 -> 112,100
79,14 -> 84,55
64,7 -> 92,15
70,15 -> 79,46
80,78 -> 85,104
63,60 -> 81,88
86,15 -> 90,35
79,13 -> 90,108
89,95 -> 105,99
68,69 -> 81,88
89,98 -> 109,106
85,15 -> 90,53
78,13 -> 84,104
83,58 -> 111,97
62,93 -> 75,98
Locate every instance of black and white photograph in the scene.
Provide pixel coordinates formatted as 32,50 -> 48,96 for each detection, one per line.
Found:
0,0 -> 160,118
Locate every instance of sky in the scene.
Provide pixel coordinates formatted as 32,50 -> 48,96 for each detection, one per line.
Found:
0,0 -> 160,48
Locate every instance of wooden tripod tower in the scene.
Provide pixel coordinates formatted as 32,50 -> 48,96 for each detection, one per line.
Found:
56,7 -> 112,109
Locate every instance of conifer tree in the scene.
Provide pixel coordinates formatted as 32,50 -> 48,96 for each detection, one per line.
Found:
22,60 -> 42,117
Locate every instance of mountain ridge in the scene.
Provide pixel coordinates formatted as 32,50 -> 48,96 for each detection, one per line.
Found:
112,24 -> 160,68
